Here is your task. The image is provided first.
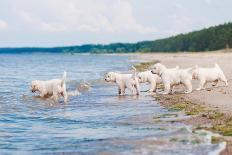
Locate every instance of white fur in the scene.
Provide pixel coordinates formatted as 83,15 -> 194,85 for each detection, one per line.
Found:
151,63 -> 194,94
192,64 -> 228,90
31,71 -> 68,103
105,72 -> 140,95
137,70 -> 162,92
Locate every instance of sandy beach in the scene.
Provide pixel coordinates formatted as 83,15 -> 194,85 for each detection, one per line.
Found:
132,50 -> 232,113
130,49 -> 232,154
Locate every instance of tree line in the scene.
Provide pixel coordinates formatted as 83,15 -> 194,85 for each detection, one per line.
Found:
0,22 -> 231,53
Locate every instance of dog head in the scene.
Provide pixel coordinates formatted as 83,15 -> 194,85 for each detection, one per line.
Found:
151,63 -> 166,76
105,72 -> 117,82
30,80 -> 40,93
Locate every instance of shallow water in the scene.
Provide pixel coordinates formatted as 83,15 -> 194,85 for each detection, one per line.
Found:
0,53 -> 224,154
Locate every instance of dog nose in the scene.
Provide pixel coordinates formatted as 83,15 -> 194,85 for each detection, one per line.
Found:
151,70 -> 154,74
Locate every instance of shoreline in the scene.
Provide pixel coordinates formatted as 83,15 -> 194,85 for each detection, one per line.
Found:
132,50 -> 232,155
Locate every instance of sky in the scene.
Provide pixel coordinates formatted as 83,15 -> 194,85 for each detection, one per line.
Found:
0,0 -> 231,47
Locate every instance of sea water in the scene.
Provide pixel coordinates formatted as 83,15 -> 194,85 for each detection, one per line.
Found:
0,53 -> 225,154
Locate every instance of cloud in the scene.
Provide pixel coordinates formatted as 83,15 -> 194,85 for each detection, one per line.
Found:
0,19 -> 8,29
205,0 -> 213,5
19,0 -> 156,34
165,13 -> 195,36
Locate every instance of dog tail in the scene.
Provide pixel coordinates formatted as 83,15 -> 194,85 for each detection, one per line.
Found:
132,66 -> 137,73
215,63 -> 221,69
132,66 -> 137,72
61,71 -> 67,86
187,65 -> 198,73
131,66 -> 137,78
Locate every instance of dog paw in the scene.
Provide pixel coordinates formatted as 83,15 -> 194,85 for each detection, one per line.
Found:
184,91 -> 192,94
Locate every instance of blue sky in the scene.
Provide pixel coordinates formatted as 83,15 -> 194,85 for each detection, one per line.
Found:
0,0 -> 231,47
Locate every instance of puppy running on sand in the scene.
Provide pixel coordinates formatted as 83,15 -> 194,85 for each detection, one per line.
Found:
31,71 -> 68,103
192,63 -> 228,90
151,63 -> 196,94
105,68 -> 140,96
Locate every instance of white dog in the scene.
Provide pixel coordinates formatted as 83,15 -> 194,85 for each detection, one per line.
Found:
151,63 -> 195,94
31,71 -> 68,103
192,64 -> 228,90
137,70 -> 162,92
105,72 -> 140,95
137,66 -> 179,92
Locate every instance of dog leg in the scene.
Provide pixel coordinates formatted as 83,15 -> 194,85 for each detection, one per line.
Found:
135,80 -> 140,95
196,79 -> 206,91
118,87 -> 121,95
51,94 -> 59,102
119,86 -> 125,96
63,91 -> 68,103
184,80 -> 192,94
149,80 -> 156,92
212,79 -> 219,87
128,84 -> 136,95
219,76 -> 228,86
39,92 -> 46,98
170,85 -> 175,94
162,82 -> 170,95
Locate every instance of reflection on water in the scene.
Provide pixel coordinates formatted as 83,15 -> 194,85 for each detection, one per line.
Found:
0,53 -> 225,154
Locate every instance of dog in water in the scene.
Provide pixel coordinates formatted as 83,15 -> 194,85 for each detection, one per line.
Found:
31,71 -> 68,103
137,70 -> 162,92
105,68 -> 140,95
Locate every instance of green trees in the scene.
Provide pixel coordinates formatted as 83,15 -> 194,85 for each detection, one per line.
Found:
0,22 -> 231,53
144,22 -> 232,52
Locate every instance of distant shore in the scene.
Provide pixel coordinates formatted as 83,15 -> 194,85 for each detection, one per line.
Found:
130,49 -> 232,155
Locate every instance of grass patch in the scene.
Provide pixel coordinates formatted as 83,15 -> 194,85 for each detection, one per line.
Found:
169,101 -> 206,116
185,105 -> 206,116
170,102 -> 187,111
153,113 -> 178,119
153,90 -> 232,140
211,136 -> 224,144
133,60 -> 160,71
211,117 -> 232,136
208,111 -> 224,119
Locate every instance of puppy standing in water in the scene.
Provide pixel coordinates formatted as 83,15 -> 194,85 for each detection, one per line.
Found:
137,70 -> 162,92
31,71 -> 68,103
192,63 -> 228,90
151,63 -> 195,94
105,70 -> 140,96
